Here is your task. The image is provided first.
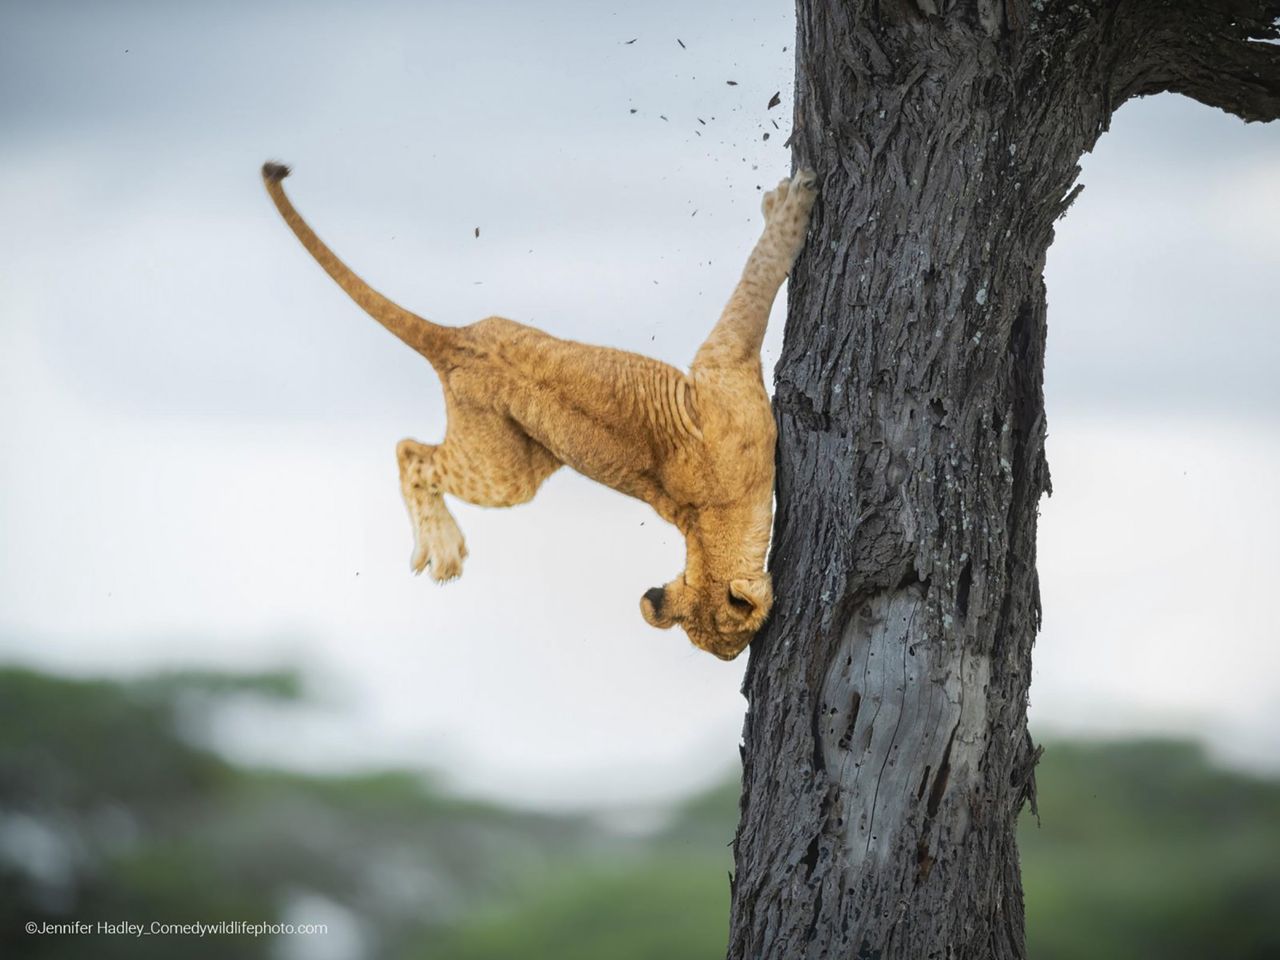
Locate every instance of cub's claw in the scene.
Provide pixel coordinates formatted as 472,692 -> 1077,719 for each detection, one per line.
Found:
428,543 -> 466,583
411,543 -> 430,575
793,169 -> 819,191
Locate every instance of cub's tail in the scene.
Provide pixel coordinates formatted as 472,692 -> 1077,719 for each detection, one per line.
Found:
261,162 -> 454,363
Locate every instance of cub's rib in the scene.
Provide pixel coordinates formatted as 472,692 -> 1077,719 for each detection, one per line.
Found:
261,162 -> 454,364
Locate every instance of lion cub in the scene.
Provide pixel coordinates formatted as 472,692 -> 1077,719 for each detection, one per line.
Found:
263,163 -> 817,660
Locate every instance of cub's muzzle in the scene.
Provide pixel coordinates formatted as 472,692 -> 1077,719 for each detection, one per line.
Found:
642,587 -> 666,618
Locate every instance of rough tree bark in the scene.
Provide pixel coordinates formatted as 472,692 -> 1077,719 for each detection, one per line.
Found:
728,3 -> 1280,958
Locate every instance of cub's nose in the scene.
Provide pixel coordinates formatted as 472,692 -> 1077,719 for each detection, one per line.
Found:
642,587 -> 666,617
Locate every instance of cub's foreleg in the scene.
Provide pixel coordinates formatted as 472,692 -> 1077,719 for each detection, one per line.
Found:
693,170 -> 818,369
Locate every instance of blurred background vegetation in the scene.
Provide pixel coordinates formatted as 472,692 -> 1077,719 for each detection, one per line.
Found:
3,665 -> 1277,959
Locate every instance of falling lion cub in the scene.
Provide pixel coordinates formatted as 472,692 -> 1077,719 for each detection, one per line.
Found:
263,162 -> 817,660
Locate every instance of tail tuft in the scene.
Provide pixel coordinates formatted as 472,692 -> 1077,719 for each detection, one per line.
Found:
262,161 -> 291,183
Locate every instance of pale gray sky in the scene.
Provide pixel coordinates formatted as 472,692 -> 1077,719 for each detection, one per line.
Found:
1,0 -> 1277,809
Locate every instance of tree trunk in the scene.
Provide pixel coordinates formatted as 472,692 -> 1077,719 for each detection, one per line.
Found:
727,3 -> 1280,958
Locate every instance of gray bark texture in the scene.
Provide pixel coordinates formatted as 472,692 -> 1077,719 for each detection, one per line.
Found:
727,2 -> 1280,959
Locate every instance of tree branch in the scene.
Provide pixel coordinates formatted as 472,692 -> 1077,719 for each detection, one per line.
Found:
1114,1 -> 1280,123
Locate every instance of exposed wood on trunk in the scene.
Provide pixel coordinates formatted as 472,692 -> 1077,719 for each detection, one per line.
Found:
727,2 -> 1280,958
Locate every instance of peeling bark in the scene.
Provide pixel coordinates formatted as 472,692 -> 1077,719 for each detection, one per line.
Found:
727,2 -> 1280,959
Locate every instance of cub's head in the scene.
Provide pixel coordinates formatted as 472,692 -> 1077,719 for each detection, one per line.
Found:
639,573 -> 773,660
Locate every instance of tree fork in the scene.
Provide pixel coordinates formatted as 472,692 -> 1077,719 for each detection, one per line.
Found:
727,3 -> 1280,959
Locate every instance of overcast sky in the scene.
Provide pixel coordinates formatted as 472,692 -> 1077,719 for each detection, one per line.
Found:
2,0 -> 1277,810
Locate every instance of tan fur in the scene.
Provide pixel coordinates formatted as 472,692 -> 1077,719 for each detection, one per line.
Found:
262,162 -> 817,660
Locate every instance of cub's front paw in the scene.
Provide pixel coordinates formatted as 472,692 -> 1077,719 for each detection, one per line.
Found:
771,169 -> 819,264
761,177 -> 792,220
785,169 -> 819,216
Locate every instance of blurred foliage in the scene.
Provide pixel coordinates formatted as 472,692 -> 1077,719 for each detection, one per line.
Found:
0,667 -> 604,960
1020,739 -> 1280,960
424,860 -> 730,960
2,665 -> 1278,959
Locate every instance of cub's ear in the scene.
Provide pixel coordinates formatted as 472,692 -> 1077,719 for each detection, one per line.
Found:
728,576 -> 773,628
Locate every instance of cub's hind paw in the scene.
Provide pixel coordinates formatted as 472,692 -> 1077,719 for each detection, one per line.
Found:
428,548 -> 465,583
407,514 -> 468,583
411,541 -> 431,576
409,545 -> 465,583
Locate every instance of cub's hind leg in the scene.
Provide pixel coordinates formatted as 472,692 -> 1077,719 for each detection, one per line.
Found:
396,399 -> 561,583
397,440 -> 468,582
